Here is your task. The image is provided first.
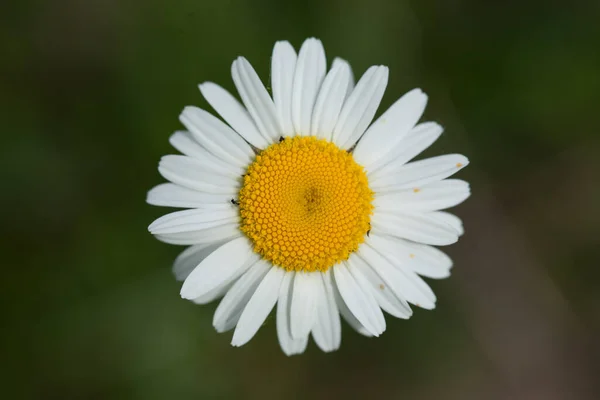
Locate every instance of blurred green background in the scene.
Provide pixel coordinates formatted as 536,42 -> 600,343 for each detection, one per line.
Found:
2,0 -> 599,398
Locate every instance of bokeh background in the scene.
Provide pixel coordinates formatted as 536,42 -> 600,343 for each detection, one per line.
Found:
2,0 -> 599,398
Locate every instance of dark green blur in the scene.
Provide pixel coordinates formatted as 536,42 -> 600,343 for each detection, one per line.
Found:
1,0 -> 599,398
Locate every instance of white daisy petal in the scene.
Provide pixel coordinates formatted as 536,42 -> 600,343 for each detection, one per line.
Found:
179,106 -> 254,167
158,155 -> 240,194
180,237 -> 256,300
353,89 -> 428,168
199,82 -> 269,149
332,65 -> 389,150
290,272 -> 319,339
147,183 -> 234,208
291,38 -> 326,136
169,132 -> 246,177
148,208 -> 238,235
172,240 -> 230,281
155,223 -> 240,246
150,208 -> 240,245
331,276 -> 372,337
311,61 -> 352,140
431,211 -> 464,236
311,270 -> 342,352
331,275 -> 372,337
168,131 -> 204,158
271,41 -> 297,136
371,210 -> 459,246
333,263 -> 385,336
231,266 -> 285,347
368,122 -> 444,176
402,244 -> 453,279
277,271 -> 309,356
370,154 -> 469,193
232,56 -> 281,142
345,262 -> 388,333
373,179 -> 471,212
370,234 -> 453,279
213,259 -> 271,333
348,254 -> 412,319
332,58 -> 354,99
361,242 -> 436,309
191,281 -> 235,305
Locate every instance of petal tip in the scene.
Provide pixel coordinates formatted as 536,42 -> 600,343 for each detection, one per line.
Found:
274,40 -> 294,49
230,334 -> 248,348
180,290 -> 194,300
147,219 -> 161,233
231,57 -> 245,71
198,81 -> 214,92
179,105 -> 197,120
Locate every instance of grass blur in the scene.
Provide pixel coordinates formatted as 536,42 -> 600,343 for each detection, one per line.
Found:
1,0 -> 599,398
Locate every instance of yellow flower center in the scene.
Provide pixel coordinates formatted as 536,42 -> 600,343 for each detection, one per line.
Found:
238,136 -> 373,272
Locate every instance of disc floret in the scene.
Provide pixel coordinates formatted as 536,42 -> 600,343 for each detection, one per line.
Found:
239,136 -> 373,272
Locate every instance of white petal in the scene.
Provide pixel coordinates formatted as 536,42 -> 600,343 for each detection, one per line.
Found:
277,271 -> 309,356
361,242 -> 436,309
373,179 -> 471,212
199,82 -> 269,149
191,281 -> 234,305
366,122 -> 443,175
213,259 -> 271,333
310,61 -> 352,140
158,155 -> 239,194
370,154 -> 469,193
147,183 -> 235,208
271,41 -> 297,136
332,58 -> 354,100
232,57 -> 281,142
292,38 -> 326,136
431,211 -> 464,236
155,223 -> 240,246
179,106 -> 254,167
333,263 -> 385,336
371,210 -> 458,246
353,89 -> 428,168
332,65 -> 388,150
231,266 -> 285,347
172,241 -> 229,281
290,272 -> 319,339
311,270 -> 341,352
348,254 -> 412,319
168,132 -> 245,177
180,237 -> 256,300
168,131 -> 204,158
370,234 -> 453,279
148,208 -> 238,235
331,273 -> 372,337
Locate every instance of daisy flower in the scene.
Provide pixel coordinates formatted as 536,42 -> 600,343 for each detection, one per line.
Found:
147,38 -> 470,355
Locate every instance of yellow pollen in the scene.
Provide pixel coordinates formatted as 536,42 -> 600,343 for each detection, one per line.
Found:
456,163 -> 463,168
238,136 -> 374,272
413,188 -> 421,193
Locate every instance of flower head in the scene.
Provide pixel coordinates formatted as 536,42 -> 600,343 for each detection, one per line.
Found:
148,38 -> 470,355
